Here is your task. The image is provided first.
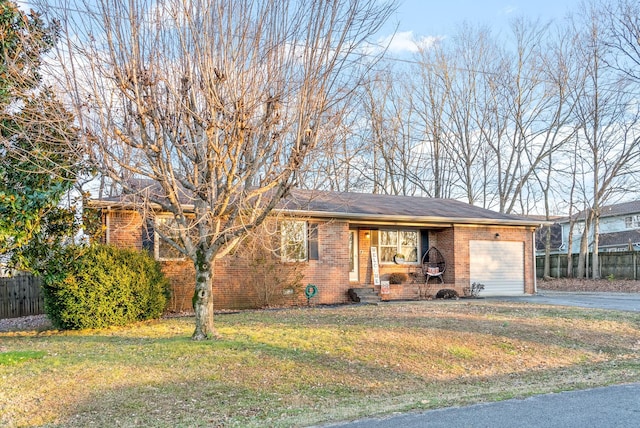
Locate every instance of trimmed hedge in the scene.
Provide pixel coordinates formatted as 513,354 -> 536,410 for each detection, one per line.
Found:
42,245 -> 171,330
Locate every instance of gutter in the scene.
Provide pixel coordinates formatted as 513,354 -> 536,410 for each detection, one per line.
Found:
87,199 -> 195,212
88,200 -> 549,228
276,209 -> 548,228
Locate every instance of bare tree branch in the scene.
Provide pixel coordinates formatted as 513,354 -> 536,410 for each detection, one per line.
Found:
40,0 -> 395,339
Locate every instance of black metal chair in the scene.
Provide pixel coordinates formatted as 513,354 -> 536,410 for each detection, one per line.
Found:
421,246 -> 445,285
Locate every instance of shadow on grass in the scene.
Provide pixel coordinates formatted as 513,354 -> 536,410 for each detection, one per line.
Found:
40,353 -> 640,428
3,301 -> 640,427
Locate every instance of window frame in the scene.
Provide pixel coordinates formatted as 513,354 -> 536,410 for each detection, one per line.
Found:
280,220 -> 308,262
625,215 -> 640,229
154,215 -> 187,262
572,222 -> 585,236
378,228 -> 419,264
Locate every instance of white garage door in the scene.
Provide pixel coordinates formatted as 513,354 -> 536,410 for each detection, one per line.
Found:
469,240 -> 524,296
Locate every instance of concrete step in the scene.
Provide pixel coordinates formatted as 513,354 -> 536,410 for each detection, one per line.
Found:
348,287 -> 381,304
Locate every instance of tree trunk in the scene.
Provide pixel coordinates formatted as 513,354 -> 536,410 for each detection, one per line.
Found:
567,220 -> 575,278
576,209 -> 593,279
577,224 -> 589,279
592,213 -> 600,279
543,226 -> 551,278
192,258 -> 217,340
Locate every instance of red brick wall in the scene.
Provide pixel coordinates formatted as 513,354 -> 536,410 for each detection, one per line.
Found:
314,221 -> 351,303
210,220 -> 351,309
103,211 -> 536,310
104,212 -> 353,311
431,228 -> 455,285
445,225 -> 536,295
160,260 -> 195,312
106,210 -> 143,250
356,229 -> 371,285
354,225 -> 535,299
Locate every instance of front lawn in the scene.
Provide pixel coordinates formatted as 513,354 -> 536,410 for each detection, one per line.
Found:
1,301 -> 639,427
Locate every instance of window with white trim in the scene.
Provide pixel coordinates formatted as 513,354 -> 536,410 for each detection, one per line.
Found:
624,215 -> 640,229
280,220 -> 308,262
379,229 -> 418,263
155,216 -> 186,261
572,222 -> 584,236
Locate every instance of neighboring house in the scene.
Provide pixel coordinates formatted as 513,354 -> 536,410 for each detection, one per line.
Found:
89,189 -> 543,311
559,200 -> 640,254
533,218 -> 563,254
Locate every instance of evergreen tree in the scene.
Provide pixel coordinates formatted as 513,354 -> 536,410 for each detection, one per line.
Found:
0,0 -> 81,256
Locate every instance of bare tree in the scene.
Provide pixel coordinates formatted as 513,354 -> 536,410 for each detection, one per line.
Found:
412,39 -> 456,199
43,0 -> 394,339
411,20 -> 572,213
356,68 -> 423,196
603,0 -> 640,196
355,70 -> 396,194
564,135 -> 582,278
478,18 -> 568,214
442,24 -> 502,206
604,0 -> 640,83
531,21 -> 581,277
297,104 -> 368,192
570,1 -> 640,279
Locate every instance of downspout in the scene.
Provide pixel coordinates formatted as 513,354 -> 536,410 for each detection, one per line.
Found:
533,229 -> 538,294
105,209 -> 111,245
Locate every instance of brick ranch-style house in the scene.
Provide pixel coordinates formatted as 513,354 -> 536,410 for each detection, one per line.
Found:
89,189 -> 543,311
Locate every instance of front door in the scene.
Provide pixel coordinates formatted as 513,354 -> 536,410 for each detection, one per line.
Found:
349,230 -> 359,282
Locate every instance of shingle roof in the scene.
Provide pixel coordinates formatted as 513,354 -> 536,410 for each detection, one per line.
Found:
279,189 -> 542,226
598,230 -> 640,248
598,201 -> 640,218
89,185 -> 543,227
566,200 -> 640,222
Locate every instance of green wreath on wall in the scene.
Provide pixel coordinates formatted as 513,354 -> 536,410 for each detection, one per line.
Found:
305,284 -> 318,299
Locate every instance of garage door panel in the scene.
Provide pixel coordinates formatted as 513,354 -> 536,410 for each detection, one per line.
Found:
470,240 -> 524,296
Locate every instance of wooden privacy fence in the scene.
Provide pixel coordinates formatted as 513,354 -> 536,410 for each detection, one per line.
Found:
536,251 -> 640,280
0,274 -> 45,319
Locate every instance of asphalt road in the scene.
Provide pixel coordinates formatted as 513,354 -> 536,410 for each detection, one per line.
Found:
487,290 -> 640,312
324,291 -> 640,427
327,383 -> 640,428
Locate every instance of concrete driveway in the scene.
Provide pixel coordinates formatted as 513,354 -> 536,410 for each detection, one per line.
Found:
487,290 -> 640,312
327,383 -> 640,428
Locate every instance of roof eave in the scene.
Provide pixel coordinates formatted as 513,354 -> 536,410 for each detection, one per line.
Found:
87,200 -> 547,228
86,199 -> 196,212
275,209 -> 546,227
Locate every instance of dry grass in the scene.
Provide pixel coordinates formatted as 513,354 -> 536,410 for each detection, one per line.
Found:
1,301 -> 640,427
538,277 -> 640,293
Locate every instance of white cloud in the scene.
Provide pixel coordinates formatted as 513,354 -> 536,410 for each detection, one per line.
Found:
501,5 -> 518,16
378,31 -> 444,54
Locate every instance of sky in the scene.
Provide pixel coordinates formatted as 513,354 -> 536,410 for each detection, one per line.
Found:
380,0 -> 585,54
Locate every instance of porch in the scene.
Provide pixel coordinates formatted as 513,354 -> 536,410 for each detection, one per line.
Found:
348,265 -> 455,302
348,226 -> 457,300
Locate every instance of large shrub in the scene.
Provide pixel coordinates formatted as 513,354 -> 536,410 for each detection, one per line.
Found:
42,245 -> 171,329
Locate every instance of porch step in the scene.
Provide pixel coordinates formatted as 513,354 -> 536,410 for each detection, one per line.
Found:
348,287 -> 381,304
